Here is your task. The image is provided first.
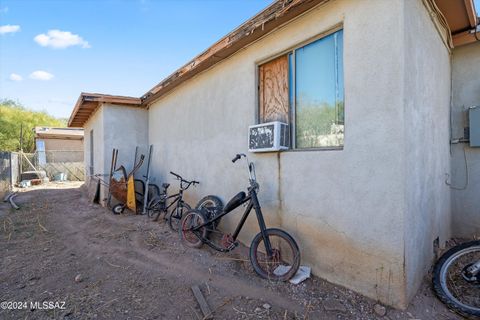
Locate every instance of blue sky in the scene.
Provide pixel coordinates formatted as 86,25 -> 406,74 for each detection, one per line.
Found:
0,0 -> 479,119
0,0 -> 270,118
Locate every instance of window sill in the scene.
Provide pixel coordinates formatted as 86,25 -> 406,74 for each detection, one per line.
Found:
283,146 -> 343,152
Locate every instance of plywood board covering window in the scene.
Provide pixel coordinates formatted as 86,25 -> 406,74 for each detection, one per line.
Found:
258,55 -> 289,123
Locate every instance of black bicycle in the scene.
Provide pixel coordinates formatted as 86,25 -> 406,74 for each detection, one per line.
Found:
179,154 -> 301,281
433,240 -> 480,317
147,171 -> 197,231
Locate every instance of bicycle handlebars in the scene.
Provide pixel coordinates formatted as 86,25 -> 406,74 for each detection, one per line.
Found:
231,153 -> 257,186
232,154 -> 242,163
170,171 -> 181,179
169,171 -> 199,187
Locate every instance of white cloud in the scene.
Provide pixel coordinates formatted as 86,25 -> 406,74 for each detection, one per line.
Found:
0,25 -> 20,35
34,29 -> 90,49
29,71 -> 54,81
9,73 -> 22,81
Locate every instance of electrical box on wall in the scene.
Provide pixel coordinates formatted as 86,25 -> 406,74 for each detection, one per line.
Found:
469,106 -> 480,147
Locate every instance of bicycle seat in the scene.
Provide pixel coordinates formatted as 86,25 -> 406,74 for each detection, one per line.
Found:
162,183 -> 170,189
224,192 -> 246,212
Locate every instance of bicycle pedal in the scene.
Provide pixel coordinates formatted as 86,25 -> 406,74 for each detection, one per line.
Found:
228,241 -> 239,250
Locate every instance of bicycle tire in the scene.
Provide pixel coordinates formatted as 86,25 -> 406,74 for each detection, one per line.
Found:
168,202 -> 191,231
249,228 -> 301,281
195,195 -> 223,229
179,209 -> 207,248
147,196 -> 164,220
432,240 -> 480,318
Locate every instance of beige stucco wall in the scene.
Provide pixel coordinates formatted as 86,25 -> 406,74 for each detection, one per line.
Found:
40,139 -> 84,162
83,104 -> 148,204
101,104 -> 149,178
403,0 -> 452,302
43,139 -> 83,152
84,107 -> 105,179
451,41 -> 480,238
146,0 -> 424,308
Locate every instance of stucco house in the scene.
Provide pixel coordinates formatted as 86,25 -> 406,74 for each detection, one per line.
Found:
67,0 -> 480,309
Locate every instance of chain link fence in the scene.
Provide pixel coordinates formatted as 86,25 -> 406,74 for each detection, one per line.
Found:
23,151 -> 85,181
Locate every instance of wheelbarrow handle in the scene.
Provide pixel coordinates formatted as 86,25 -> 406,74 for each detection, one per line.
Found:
129,155 -> 145,178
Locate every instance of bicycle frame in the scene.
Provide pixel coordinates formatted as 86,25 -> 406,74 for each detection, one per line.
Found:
165,191 -> 185,213
192,186 -> 273,255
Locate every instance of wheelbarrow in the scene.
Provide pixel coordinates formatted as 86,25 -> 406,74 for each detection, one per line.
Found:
110,154 -> 145,214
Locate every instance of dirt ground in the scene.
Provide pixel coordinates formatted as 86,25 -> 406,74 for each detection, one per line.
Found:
0,182 -> 464,319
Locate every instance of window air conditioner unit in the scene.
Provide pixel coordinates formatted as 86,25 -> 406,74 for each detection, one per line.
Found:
248,121 -> 289,152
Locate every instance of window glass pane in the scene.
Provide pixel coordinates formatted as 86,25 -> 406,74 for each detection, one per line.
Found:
295,30 -> 344,148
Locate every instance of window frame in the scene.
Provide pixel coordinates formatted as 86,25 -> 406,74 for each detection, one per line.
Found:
255,24 -> 344,151
89,129 -> 94,175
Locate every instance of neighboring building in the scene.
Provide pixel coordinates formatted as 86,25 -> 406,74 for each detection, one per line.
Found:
34,127 -> 84,163
34,127 -> 85,180
68,0 -> 480,309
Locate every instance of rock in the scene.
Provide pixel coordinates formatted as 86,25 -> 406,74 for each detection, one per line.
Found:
74,274 -> 83,283
323,298 -> 347,313
254,307 -> 262,313
43,247 -> 49,252
262,303 -> 271,310
374,304 -> 387,317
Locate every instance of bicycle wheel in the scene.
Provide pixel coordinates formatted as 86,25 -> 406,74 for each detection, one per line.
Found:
249,228 -> 301,281
195,195 -> 223,229
433,240 -> 480,317
179,209 -> 207,248
168,202 -> 191,231
147,196 -> 164,221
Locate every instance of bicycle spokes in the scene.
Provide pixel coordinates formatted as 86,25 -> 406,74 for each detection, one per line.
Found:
444,251 -> 480,309
252,232 -> 299,279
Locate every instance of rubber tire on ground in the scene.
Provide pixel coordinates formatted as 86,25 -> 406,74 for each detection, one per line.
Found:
432,240 -> 480,318
249,228 -> 301,282
168,203 -> 191,231
178,209 -> 207,249
195,195 -> 223,230
112,204 -> 125,215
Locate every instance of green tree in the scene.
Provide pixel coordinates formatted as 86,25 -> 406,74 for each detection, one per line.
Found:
0,99 -> 66,152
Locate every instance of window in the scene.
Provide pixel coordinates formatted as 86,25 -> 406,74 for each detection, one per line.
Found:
36,140 -> 46,165
258,29 -> 344,149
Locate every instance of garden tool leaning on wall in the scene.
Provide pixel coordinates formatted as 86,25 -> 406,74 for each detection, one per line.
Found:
110,153 -> 145,214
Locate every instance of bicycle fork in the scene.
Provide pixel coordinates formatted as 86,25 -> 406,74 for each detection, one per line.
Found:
228,191 -> 274,256
251,191 -> 274,256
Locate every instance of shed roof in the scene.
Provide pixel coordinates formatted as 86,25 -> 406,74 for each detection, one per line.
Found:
35,127 -> 84,140
68,92 -> 142,127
